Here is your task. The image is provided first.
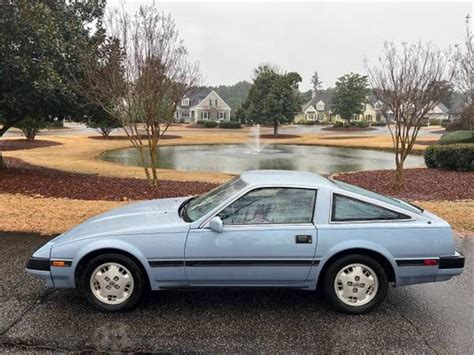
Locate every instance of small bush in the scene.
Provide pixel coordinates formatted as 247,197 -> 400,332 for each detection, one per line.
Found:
439,130 -> 474,145
196,120 -> 206,126
219,121 -> 242,129
299,120 -> 317,125
49,120 -> 64,128
356,120 -> 369,128
179,118 -> 186,123
372,121 -> 387,127
441,119 -> 451,128
429,118 -> 441,126
424,143 -> 474,171
333,121 -> 343,128
203,120 -> 218,128
446,120 -> 464,132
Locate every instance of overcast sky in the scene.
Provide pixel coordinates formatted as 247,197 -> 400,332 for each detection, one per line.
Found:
108,1 -> 473,90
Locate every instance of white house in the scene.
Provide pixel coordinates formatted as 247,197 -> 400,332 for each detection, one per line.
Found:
175,88 -> 231,122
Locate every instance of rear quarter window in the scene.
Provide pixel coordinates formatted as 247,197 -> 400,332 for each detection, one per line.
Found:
331,194 -> 411,222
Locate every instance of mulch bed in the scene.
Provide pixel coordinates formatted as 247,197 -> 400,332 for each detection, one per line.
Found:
0,158 -> 217,201
88,134 -> 182,140
259,134 -> 300,139
322,127 -> 377,132
333,168 -> 474,201
0,139 -> 62,151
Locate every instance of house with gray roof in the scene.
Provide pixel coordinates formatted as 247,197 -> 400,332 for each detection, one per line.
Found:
175,88 -> 231,123
298,89 -> 458,124
299,90 -> 380,123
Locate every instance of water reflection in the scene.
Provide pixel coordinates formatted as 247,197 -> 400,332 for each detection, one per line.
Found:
100,144 -> 425,175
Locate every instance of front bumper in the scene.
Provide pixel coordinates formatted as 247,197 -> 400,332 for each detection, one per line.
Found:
25,257 -> 54,287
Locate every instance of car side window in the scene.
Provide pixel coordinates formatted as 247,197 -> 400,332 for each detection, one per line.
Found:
218,188 -> 316,225
331,193 -> 411,222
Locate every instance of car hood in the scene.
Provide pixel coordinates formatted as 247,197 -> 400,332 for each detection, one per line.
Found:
51,197 -> 191,245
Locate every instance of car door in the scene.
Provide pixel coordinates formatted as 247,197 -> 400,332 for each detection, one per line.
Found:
184,187 -> 318,287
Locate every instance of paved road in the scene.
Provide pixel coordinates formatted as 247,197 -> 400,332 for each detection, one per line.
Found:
4,122 -> 445,138
0,232 -> 472,353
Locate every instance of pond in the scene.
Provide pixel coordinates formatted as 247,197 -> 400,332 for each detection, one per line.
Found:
99,144 -> 425,175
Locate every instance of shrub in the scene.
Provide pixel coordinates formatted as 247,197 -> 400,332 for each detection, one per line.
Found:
428,118 -> 441,126
219,121 -> 242,129
439,130 -> 474,145
179,118 -> 186,123
356,120 -> 369,128
203,120 -> 218,128
424,143 -> 474,171
372,121 -> 387,127
333,121 -> 343,128
299,120 -> 316,125
446,120 -> 464,132
49,119 -> 64,128
16,116 -> 48,141
441,119 -> 451,128
196,120 -> 206,126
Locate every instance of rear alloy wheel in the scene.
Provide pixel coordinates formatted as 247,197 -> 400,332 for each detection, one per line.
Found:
80,253 -> 145,312
323,254 -> 388,314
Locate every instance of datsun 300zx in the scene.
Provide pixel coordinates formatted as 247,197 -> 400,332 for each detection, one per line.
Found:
26,170 -> 465,313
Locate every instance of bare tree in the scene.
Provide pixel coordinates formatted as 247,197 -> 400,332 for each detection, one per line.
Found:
78,5 -> 199,186
365,42 -> 454,187
454,14 -> 474,129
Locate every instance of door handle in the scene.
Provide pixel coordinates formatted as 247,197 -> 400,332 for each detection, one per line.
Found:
295,235 -> 312,244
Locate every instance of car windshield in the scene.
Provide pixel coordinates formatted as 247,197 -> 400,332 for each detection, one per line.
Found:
330,179 -> 423,214
183,177 -> 247,222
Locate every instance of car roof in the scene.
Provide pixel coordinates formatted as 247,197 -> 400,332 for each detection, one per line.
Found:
240,170 -> 334,188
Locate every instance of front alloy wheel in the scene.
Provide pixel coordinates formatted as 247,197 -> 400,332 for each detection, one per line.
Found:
80,253 -> 145,312
323,254 -> 388,314
90,262 -> 135,305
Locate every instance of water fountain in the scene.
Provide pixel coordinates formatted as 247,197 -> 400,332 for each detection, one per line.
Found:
248,124 -> 264,153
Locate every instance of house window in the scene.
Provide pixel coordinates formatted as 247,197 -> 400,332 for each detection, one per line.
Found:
316,103 -> 325,111
307,113 -> 315,120
215,99 -> 218,106
181,98 -> 189,107
366,114 -> 372,121
181,111 -> 189,119
218,112 -> 225,120
218,188 -> 317,225
318,114 -> 323,121
209,99 -> 212,106
331,194 -> 410,222
201,111 -> 208,119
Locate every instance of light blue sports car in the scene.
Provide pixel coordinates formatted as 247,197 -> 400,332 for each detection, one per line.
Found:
26,170 -> 464,313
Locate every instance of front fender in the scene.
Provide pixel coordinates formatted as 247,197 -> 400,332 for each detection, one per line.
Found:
50,237 -> 153,289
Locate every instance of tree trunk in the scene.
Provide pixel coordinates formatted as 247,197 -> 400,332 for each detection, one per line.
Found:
0,153 -> 6,169
394,159 -> 405,189
273,120 -> 278,136
0,121 -> 15,169
148,144 -> 159,187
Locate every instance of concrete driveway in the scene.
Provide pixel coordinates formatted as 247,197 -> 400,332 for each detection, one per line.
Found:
1,232 -> 472,353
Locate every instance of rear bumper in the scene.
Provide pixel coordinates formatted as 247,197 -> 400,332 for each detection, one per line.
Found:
439,251 -> 465,269
436,250 -> 464,282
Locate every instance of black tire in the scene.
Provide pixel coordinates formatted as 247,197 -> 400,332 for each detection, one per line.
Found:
323,254 -> 388,314
79,253 -> 145,312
